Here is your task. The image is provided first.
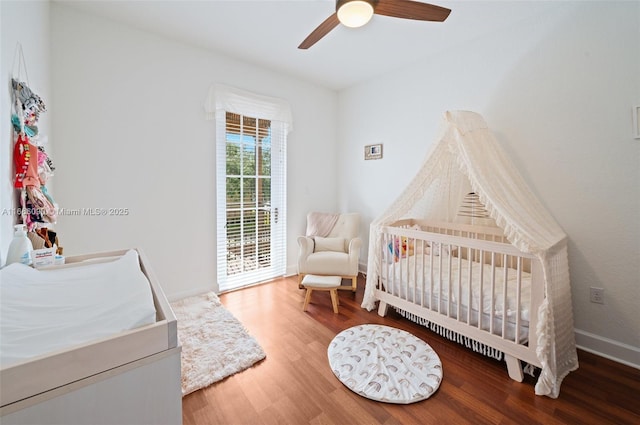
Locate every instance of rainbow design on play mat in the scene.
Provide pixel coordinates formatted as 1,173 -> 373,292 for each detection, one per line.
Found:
327,324 -> 442,404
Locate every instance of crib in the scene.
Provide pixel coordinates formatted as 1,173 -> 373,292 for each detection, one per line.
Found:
372,219 -> 544,382
363,111 -> 578,397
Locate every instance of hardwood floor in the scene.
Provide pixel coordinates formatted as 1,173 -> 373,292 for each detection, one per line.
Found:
182,275 -> 640,425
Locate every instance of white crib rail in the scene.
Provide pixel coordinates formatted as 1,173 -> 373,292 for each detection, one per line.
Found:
375,220 -> 544,376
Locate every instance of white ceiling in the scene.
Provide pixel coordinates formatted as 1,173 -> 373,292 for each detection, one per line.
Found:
56,0 -> 558,91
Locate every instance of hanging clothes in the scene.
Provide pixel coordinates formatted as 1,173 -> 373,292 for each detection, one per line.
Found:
13,134 -> 32,189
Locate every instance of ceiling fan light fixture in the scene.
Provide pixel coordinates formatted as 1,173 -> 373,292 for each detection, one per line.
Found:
337,0 -> 375,28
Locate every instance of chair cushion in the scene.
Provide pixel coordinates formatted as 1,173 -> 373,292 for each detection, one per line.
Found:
305,252 -> 354,276
302,274 -> 342,288
314,237 -> 345,253
328,213 -> 359,240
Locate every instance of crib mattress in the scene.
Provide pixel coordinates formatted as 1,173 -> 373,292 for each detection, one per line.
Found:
381,254 -> 531,339
0,249 -> 177,409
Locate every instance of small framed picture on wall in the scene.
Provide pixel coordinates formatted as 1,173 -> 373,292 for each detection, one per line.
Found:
365,144 -> 383,160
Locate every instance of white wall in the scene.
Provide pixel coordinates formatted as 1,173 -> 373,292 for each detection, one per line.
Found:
339,1 -> 640,366
50,4 -> 338,299
5,0 -> 637,369
0,1 -> 51,264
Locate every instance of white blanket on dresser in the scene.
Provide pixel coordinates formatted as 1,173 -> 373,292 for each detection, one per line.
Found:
0,249 -> 156,367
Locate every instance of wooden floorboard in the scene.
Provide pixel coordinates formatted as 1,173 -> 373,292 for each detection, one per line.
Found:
182,275 -> 640,425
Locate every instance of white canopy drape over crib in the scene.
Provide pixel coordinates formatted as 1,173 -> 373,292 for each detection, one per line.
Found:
362,111 -> 578,398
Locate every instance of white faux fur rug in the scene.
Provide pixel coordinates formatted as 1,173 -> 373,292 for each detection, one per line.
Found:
170,291 -> 266,396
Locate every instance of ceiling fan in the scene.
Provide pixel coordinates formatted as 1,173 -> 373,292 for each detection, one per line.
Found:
298,0 -> 451,49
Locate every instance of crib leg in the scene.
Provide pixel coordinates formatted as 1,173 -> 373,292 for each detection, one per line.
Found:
377,301 -> 389,317
504,355 -> 524,382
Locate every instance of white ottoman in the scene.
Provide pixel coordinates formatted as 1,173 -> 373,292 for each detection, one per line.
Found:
301,275 -> 342,314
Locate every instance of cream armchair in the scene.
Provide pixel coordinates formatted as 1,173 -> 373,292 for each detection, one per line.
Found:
297,212 -> 362,292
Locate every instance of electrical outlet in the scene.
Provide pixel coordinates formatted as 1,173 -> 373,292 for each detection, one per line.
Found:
590,287 -> 604,304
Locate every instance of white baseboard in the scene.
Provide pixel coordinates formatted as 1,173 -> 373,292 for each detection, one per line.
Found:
286,265 -> 298,277
166,286 -> 216,303
574,329 -> 640,369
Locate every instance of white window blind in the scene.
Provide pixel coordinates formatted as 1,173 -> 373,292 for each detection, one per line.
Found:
206,84 -> 292,291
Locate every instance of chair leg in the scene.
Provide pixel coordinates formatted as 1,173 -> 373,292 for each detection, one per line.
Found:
351,276 -> 357,292
298,274 -> 305,289
303,288 -> 313,311
330,289 -> 339,314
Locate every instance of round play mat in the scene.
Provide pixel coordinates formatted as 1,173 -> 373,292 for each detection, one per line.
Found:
327,324 -> 442,404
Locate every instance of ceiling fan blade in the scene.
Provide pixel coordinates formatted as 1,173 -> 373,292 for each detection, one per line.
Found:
298,13 -> 340,49
374,0 -> 451,22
